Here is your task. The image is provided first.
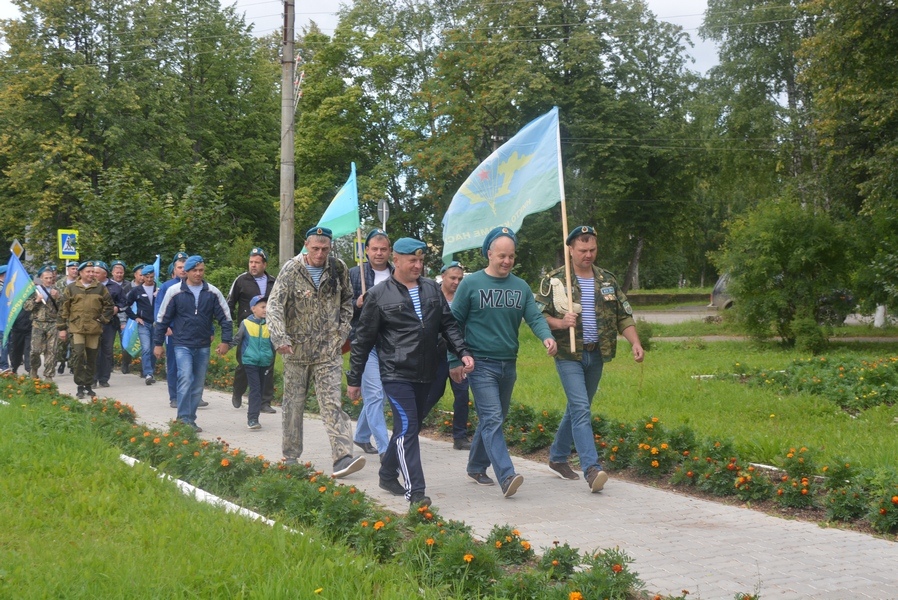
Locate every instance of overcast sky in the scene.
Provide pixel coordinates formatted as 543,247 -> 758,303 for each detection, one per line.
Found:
1,0 -> 718,72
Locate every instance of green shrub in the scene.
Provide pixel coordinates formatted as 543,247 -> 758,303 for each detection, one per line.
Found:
538,541 -> 582,580
486,524 -> 535,565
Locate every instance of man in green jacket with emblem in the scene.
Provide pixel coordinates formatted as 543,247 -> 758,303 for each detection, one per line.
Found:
536,225 -> 644,493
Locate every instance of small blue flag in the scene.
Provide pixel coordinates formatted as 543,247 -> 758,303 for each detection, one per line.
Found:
442,107 -> 563,264
317,162 -> 360,240
1,253 -> 37,344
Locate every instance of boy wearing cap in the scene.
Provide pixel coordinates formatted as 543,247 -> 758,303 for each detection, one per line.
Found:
125,265 -> 159,385
267,226 -> 365,478
25,264 -> 61,379
537,225 -> 644,492
226,247 -> 276,414
348,238 -> 473,506
348,228 -> 394,456
231,296 -> 274,429
154,256 -> 232,432
451,227 -> 557,498
57,261 -> 115,399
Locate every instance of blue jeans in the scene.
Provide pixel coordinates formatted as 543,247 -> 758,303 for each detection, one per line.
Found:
137,322 -> 156,377
549,350 -> 604,474
354,349 -> 389,452
165,336 -> 178,402
466,358 -> 517,484
173,346 -> 210,425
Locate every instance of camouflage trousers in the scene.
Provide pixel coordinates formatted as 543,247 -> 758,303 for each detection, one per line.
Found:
282,356 -> 354,465
30,321 -> 58,378
70,333 -> 100,388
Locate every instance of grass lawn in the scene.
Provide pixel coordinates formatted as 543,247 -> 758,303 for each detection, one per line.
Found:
434,328 -> 898,472
0,400 -> 424,599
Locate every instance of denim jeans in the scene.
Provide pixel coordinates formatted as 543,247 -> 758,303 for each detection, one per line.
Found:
354,349 -> 389,453
137,322 -> 156,377
426,354 -> 472,439
173,346 -> 210,425
549,350 -> 605,474
466,357 -> 517,484
165,336 -> 178,402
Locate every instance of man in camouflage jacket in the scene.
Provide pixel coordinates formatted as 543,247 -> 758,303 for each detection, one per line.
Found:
25,264 -> 61,379
266,227 -> 365,479
536,225 -> 644,493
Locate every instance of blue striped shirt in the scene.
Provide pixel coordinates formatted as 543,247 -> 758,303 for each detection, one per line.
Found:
408,286 -> 423,320
577,275 -> 599,343
306,265 -> 324,288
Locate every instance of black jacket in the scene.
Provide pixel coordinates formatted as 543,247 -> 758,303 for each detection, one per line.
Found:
348,261 -> 394,336
227,271 -> 276,323
347,276 -> 470,386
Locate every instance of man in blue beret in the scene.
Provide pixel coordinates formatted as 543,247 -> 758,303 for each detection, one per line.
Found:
226,247 -> 277,415
25,264 -> 61,379
425,261 -> 474,450
451,226 -> 558,498
57,261 -> 115,398
267,226 -> 366,478
154,256 -> 232,432
348,228 -> 394,456
536,225 -> 644,493
348,238 -> 473,507
92,261 -> 126,388
154,252 -> 189,408
110,260 -> 133,374
125,264 -> 159,385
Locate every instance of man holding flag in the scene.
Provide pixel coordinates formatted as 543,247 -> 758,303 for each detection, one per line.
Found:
24,264 -> 61,379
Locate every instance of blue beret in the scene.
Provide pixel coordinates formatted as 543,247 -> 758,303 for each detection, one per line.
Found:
78,260 -> 97,271
183,255 -> 204,272
250,295 -> 265,308
0,265 -> 8,275
250,247 -> 267,261
440,261 -> 462,274
141,265 -> 156,276
132,263 -> 145,273
172,252 -> 189,262
110,260 -> 126,270
37,263 -> 58,276
481,226 -> 517,257
65,260 -> 79,267
94,261 -> 110,273
365,228 -> 389,246
393,237 -> 426,256
306,226 -> 333,240
566,225 -> 597,246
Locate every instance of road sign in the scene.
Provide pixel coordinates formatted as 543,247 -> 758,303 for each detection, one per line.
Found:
57,229 -> 79,260
377,199 -> 389,231
10,239 -> 23,258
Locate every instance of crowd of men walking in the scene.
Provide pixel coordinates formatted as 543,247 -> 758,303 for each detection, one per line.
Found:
3,222 -> 643,508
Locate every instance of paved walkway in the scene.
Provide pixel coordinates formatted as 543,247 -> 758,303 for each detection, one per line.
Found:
56,373 -> 898,600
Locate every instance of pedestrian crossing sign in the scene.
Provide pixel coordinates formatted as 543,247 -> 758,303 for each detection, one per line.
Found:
58,229 -> 79,260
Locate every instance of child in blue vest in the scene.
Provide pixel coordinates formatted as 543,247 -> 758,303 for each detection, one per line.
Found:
232,296 -> 275,429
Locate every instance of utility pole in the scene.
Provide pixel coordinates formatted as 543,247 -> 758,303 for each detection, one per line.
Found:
278,0 -> 296,266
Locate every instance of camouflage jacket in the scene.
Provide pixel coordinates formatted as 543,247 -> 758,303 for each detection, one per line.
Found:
267,254 -> 352,364
24,285 -> 61,323
535,265 -> 635,361
57,281 -> 114,336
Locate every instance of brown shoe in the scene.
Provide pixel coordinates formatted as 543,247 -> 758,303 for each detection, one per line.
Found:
586,466 -> 609,493
548,461 -> 580,480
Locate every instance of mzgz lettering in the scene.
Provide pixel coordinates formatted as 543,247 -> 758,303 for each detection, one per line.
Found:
478,288 -> 524,309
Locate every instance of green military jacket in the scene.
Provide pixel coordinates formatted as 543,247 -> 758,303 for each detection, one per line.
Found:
24,285 -> 61,324
535,265 -> 635,361
57,281 -> 114,336
266,254 -> 353,365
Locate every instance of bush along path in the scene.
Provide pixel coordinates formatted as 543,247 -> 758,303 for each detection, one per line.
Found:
37,370 -> 898,599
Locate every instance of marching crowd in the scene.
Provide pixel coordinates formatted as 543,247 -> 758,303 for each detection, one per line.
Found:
2,222 -> 643,508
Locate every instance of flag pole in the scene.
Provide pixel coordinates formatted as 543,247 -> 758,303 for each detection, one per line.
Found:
555,112 -> 576,350
356,227 -> 367,296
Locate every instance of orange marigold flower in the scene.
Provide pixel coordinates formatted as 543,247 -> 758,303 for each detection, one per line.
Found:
570,593 -> 584,600
495,541 -> 503,549
891,496 -> 898,505
425,512 -> 433,520
512,529 -> 520,536
521,541 -> 531,550
426,538 -> 435,546
611,564 -> 623,573
318,486 -> 327,493
552,560 -> 559,566
463,553 -> 474,563
129,437 -> 137,443
374,521 -> 384,530
143,431 -> 151,437
221,458 -> 230,467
